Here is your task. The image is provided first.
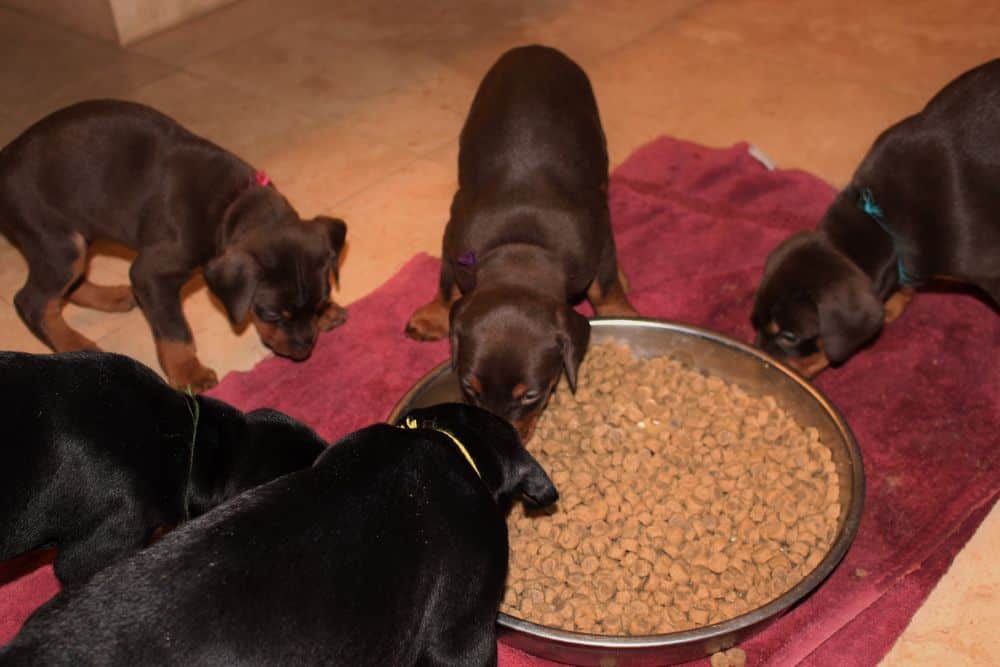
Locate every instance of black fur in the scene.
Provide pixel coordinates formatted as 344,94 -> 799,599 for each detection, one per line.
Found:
0,403 -> 557,667
0,350 -> 325,586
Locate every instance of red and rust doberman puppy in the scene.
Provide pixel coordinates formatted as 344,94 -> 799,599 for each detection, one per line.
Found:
752,58 -> 1000,377
0,100 -> 347,392
406,45 -> 637,440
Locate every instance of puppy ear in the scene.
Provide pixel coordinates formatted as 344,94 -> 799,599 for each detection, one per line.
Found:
514,449 -> 559,508
817,277 -> 884,364
313,216 -> 347,279
556,307 -> 590,392
204,251 -> 259,325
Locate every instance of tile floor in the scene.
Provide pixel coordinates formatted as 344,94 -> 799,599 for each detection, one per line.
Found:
0,1 -> 996,663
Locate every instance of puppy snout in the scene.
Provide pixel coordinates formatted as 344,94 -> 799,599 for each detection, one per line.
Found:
286,336 -> 315,360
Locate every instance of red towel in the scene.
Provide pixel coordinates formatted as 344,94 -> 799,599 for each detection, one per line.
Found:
2,137 -> 997,666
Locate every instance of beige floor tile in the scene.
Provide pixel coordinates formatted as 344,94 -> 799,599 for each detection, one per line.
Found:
0,9 -> 176,121
126,0 -> 333,67
591,29 -> 924,186
185,17 -> 453,122
241,118 -> 423,221
673,0 -> 1000,100
122,71 -> 315,158
883,503 -> 1000,667
323,68 -> 472,157
511,0 -> 705,72
331,158 -> 456,306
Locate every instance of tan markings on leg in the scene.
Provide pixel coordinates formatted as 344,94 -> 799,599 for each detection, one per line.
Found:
405,283 -> 461,341
42,239 -> 100,351
587,272 -> 639,318
883,287 -> 915,324
156,339 -> 218,393
41,297 -> 100,351
617,267 -> 631,293
68,282 -> 136,312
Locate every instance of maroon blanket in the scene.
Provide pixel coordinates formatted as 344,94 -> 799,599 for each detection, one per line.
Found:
2,137 -> 997,666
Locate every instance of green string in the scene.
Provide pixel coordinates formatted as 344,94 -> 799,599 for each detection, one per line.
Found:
182,387 -> 200,521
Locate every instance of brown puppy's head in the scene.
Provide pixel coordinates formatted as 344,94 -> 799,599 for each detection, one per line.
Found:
751,231 -> 884,376
204,216 -> 347,360
449,290 -> 590,441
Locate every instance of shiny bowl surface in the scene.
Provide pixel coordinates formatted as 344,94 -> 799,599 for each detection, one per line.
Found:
388,318 -> 864,667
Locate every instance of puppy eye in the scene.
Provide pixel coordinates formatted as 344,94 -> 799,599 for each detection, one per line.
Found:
520,390 -> 541,405
254,306 -> 281,323
778,330 -> 800,344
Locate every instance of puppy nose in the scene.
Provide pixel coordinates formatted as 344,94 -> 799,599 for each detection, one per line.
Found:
288,338 -> 315,359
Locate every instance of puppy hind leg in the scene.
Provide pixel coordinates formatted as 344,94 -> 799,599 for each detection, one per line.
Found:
587,249 -> 638,318
13,234 -> 99,351
68,282 -> 137,313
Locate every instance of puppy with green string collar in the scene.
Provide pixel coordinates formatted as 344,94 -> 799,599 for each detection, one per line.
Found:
2,402 -> 557,667
0,350 -> 325,587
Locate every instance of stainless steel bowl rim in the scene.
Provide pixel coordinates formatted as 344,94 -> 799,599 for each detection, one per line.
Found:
389,317 -> 865,651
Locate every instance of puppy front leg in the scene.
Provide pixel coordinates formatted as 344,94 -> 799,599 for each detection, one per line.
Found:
130,253 -> 218,392
405,261 -> 461,341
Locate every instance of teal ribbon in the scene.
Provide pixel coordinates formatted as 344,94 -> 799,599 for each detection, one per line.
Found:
858,188 -> 919,287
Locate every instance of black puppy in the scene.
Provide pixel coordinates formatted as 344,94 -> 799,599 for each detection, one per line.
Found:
0,403 -> 557,667
0,99 -> 348,392
405,45 -> 637,440
0,351 -> 325,587
752,59 -> 1000,376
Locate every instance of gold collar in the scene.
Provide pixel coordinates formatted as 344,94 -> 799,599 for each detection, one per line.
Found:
400,417 -> 482,479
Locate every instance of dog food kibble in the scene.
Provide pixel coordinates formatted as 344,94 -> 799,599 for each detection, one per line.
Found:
502,342 -> 841,635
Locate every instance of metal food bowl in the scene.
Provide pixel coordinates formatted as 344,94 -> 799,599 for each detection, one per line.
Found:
388,318 -> 864,666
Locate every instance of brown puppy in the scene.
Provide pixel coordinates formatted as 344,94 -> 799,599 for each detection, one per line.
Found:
752,59 -> 1000,377
0,100 -> 347,391
405,45 -> 636,439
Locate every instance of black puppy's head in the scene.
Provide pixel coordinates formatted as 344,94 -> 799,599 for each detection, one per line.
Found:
397,402 -> 558,510
752,231 -> 884,376
448,290 -> 589,441
189,397 -> 326,515
205,214 -> 347,361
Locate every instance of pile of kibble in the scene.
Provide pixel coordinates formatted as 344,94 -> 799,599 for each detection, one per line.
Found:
501,341 -> 841,636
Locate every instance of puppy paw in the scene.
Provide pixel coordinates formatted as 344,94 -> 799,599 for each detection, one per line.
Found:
68,283 -> 137,312
318,301 -> 348,331
404,307 -> 449,341
169,364 -> 219,394
102,286 -> 138,312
